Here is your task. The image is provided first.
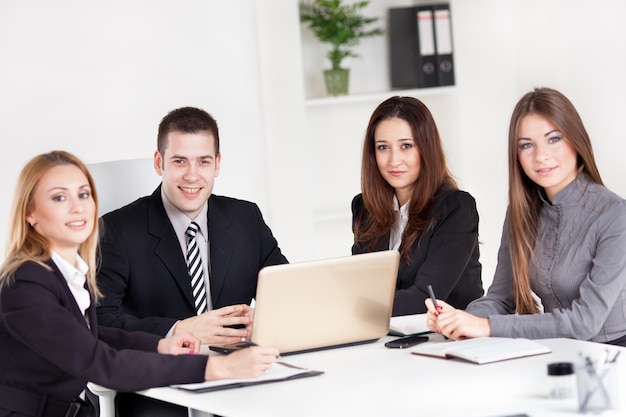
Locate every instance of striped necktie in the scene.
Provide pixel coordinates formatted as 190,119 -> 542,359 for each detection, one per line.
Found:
186,221 -> 208,315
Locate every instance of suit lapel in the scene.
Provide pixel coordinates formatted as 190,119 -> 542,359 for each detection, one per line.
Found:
207,197 -> 233,305
46,260 -> 94,332
147,187 -> 196,311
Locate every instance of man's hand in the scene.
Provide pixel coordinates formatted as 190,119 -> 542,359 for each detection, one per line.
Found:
173,304 -> 253,344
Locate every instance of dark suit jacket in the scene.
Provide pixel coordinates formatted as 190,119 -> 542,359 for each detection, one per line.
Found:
352,185 -> 484,316
96,186 -> 288,336
0,260 -> 207,410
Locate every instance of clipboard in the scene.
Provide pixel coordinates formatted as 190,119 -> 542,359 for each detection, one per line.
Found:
172,362 -> 324,393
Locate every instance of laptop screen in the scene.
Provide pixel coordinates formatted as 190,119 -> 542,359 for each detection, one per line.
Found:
250,250 -> 400,354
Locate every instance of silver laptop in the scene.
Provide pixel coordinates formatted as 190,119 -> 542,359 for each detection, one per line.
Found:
248,250 -> 399,354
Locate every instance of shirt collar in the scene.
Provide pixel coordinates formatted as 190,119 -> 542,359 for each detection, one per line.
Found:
538,172 -> 590,207
161,187 -> 209,241
393,195 -> 410,217
51,251 -> 88,280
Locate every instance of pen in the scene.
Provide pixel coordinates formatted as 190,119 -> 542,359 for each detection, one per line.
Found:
427,284 -> 447,339
427,284 -> 439,311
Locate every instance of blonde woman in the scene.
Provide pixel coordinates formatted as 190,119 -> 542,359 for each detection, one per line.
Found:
0,151 -> 277,417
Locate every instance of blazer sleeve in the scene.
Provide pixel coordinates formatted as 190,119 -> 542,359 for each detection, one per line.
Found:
393,190 -> 481,315
475,200 -> 626,341
96,323 -> 159,352
1,262 -> 206,392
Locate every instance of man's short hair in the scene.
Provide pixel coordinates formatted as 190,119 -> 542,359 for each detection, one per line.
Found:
157,107 -> 220,155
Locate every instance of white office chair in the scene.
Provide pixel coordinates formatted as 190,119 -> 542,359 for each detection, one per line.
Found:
88,157 -> 160,217
86,383 -> 116,417
86,158 -> 160,417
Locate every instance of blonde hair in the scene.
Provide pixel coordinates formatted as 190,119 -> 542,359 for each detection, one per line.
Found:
0,151 -> 102,301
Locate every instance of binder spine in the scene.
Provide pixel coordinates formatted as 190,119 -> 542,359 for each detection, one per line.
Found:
389,7 -> 420,89
388,5 -> 441,89
433,4 -> 455,86
416,7 -> 437,88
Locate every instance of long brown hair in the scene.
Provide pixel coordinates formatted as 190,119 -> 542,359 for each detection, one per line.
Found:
0,151 -> 102,300
355,96 -> 457,262
507,87 -> 602,314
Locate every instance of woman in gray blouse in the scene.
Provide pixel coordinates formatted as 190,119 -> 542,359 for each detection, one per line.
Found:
425,87 -> 626,346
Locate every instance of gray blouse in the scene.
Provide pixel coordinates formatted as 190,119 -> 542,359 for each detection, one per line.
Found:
467,173 -> 626,342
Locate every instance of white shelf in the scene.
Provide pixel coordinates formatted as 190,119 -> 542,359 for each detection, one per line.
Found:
305,86 -> 456,108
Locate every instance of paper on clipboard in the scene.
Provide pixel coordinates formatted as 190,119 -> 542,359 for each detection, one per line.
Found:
172,361 -> 323,393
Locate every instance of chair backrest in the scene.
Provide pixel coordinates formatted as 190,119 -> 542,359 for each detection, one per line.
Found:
86,158 -> 160,416
87,158 -> 160,216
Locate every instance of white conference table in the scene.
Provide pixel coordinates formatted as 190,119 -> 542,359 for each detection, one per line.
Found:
138,336 -> 625,417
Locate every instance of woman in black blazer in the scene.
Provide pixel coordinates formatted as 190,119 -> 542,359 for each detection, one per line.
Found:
352,96 -> 484,316
0,151 -> 278,417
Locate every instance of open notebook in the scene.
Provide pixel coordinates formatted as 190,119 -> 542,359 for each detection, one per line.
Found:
232,250 -> 400,355
411,337 -> 551,364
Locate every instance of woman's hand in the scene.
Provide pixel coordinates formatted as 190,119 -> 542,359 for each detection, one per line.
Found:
174,304 -> 253,344
424,298 -> 491,340
157,332 -> 201,355
204,346 -> 280,380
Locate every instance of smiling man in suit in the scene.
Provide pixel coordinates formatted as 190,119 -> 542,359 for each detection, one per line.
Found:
96,106 -> 288,416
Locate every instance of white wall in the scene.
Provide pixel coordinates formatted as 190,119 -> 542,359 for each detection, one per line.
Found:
0,0 -> 314,263
1,1 -> 625,289
455,0 -> 626,286
0,0 -> 269,253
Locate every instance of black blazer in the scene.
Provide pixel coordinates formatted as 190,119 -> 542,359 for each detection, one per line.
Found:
0,260 -> 207,410
352,185 -> 483,316
96,186 -> 288,336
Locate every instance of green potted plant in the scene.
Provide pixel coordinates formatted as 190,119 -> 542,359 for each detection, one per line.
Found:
300,0 -> 384,96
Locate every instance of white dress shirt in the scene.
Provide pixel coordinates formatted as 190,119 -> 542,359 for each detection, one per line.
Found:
161,189 -> 213,335
51,251 -> 91,322
389,197 -> 409,250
